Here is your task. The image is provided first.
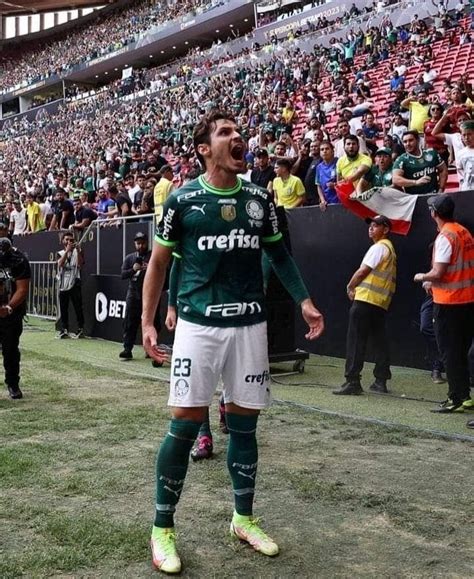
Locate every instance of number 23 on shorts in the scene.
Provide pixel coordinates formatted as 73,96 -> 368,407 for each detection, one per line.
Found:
173,358 -> 192,377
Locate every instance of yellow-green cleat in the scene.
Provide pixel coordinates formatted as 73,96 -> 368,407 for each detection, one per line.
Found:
462,398 -> 474,409
150,527 -> 181,574
230,513 -> 279,557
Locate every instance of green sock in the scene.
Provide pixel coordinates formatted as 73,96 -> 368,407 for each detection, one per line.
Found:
226,413 -> 259,516
154,418 -> 201,528
197,407 -> 212,439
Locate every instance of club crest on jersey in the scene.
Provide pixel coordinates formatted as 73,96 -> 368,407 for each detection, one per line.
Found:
246,200 -> 264,220
221,205 -> 236,222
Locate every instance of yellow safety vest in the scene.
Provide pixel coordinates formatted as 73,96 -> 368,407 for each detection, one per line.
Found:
354,238 -> 397,311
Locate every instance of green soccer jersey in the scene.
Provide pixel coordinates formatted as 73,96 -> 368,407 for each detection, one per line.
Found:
365,166 -> 393,188
156,175 -> 282,327
392,149 -> 442,195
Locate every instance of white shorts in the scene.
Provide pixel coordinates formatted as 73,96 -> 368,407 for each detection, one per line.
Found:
168,319 -> 271,410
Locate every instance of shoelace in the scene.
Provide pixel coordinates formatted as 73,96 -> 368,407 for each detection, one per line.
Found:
239,517 -> 270,542
155,530 -> 177,557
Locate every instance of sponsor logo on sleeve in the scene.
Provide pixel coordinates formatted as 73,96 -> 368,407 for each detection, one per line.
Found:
268,202 -> 279,235
161,208 -> 175,240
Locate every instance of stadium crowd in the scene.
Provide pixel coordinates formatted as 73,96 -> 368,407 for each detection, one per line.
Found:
0,0 -> 223,95
0,2 -> 473,235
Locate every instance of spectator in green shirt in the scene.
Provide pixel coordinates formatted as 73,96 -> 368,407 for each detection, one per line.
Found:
392,131 -> 448,195
356,148 -> 394,194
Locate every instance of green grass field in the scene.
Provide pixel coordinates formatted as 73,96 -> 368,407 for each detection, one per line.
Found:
1,319 -> 473,578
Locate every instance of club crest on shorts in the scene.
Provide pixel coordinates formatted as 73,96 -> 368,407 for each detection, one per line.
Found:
221,205 -> 236,222
175,378 -> 190,397
246,200 -> 264,220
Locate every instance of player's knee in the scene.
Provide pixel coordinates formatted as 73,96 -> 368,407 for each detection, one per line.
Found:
225,402 -> 260,416
172,406 -> 208,422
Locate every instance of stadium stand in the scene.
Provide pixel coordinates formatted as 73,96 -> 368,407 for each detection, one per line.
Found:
0,0 -> 473,227
0,0 -> 224,94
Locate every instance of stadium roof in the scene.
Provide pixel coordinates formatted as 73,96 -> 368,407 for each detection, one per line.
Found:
0,0 -> 110,16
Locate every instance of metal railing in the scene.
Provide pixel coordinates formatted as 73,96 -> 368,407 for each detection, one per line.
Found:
26,214 -> 156,319
27,260 -> 58,320
94,213 -> 155,275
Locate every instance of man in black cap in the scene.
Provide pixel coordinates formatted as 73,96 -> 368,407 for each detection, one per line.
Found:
0,236 -> 30,399
250,149 -> 275,189
414,195 -> 474,414
334,215 -> 397,395
120,231 -> 161,363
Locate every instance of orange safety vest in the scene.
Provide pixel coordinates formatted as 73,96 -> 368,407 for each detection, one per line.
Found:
432,222 -> 474,305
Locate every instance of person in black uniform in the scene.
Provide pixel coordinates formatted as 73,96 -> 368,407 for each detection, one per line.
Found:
0,236 -> 31,399
120,231 -> 161,363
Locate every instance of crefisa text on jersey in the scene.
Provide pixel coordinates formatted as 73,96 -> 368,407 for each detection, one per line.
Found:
197,229 -> 260,251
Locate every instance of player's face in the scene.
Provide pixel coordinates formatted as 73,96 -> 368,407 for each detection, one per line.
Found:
205,119 -> 246,175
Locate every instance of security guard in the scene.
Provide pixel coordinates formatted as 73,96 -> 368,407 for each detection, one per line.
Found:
120,231 -> 161,363
414,195 -> 474,413
0,236 -> 31,399
334,215 -> 397,395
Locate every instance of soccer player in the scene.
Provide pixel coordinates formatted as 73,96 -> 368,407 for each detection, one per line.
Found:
142,110 -> 324,574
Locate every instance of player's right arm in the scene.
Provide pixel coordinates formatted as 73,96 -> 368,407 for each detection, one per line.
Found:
142,242 -> 173,363
142,194 -> 180,362
165,252 -> 181,331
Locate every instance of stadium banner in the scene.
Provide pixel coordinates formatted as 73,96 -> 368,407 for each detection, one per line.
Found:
83,275 -> 172,345
84,275 -> 128,342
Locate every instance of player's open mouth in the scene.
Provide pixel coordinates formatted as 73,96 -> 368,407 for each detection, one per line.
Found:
230,143 -> 246,161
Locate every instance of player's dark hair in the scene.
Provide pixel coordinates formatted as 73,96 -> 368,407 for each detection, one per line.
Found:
193,109 -> 236,168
